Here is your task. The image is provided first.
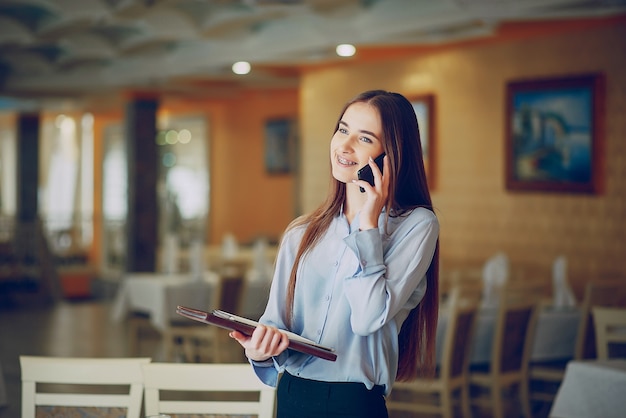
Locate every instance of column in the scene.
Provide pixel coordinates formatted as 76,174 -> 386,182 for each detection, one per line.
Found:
125,97 -> 158,272
16,113 -> 39,222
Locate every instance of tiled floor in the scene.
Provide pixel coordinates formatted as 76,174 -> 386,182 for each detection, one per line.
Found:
0,297 -> 152,418
0,297 -> 555,418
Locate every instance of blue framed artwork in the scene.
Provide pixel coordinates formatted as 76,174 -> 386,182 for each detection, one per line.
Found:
505,73 -> 604,194
264,118 -> 297,174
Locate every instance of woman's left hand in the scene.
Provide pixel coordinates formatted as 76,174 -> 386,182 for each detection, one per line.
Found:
355,155 -> 389,230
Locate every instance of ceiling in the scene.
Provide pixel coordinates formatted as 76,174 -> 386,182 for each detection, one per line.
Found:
0,0 -> 625,105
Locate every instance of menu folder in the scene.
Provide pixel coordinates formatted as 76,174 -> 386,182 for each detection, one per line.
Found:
176,305 -> 337,362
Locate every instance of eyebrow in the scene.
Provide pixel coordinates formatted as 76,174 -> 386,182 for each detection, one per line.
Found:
338,120 -> 380,140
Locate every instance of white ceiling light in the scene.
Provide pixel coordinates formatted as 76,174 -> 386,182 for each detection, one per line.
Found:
336,44 -> 356,57
232,61 -> 251,75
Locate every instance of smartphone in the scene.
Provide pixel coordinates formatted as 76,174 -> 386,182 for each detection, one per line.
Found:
357,153 -> 385,193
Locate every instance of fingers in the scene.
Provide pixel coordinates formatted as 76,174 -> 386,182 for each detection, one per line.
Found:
365,155 -> 387,197
235,324 -> 288,362
373,155 -> 389,195
253,325 -> 288,355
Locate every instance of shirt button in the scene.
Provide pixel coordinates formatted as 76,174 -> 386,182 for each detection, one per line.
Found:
334,261 -> 339,267
325,295 -> 330,301
361,260 -> 367,266
317,330 -> 322,335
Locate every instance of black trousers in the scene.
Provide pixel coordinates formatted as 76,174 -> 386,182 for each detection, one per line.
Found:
276,372 -> 388,418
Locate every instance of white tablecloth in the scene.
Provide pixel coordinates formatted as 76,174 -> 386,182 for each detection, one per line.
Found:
550,360 -> 626,418
436,306 -> 581,365
111,272 -> 220,331
111,271 -> 272,331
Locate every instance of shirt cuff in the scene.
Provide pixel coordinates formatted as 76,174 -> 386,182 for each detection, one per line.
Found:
250,357 -> 274,367
343,228 -> 384,275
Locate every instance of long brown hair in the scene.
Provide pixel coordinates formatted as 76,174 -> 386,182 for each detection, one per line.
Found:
285,90 -> 439,380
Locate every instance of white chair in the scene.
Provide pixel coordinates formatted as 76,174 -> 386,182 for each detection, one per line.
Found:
592,306 -> 626,360
142,362 -> 276,417
20,356 -> 150,418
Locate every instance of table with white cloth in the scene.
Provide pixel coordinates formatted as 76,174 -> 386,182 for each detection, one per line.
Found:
436,305 -> 581,365
111,272 -> 220,332
549,359 -> 626,418
111,271 -> 272,332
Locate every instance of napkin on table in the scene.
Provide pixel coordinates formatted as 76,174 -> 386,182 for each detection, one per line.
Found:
248,237 -> 273,282
481,252 -> 510,308
189,238 -> 205,281
163,233 -> 179,274
221,232 -> 239,260
552,255 -> 577,308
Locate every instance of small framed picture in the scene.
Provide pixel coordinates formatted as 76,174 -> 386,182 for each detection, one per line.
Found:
264,118 -> 297,174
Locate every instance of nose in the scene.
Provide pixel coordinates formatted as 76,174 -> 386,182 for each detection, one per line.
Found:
336,134 -> 357,152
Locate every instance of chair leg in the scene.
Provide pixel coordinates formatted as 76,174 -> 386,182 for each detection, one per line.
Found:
520,380 -> 533,418
127,321 -> 138,356
440,389 -> 452,418
492,383 -> 505,418
163,332 -> 176,361
182,336 -> 196,362
461,386 -> 473,418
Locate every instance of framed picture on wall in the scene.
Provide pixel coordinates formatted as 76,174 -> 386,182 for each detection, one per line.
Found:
264,118 -> 297,174
410,94 -> 436,188
505,73 -> 604,194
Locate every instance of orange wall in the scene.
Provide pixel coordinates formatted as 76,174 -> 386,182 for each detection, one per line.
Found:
298,20 -> 626,298
159,89 -> 298,245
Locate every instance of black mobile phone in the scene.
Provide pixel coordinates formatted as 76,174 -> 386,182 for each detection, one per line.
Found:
357,153 -> 385,193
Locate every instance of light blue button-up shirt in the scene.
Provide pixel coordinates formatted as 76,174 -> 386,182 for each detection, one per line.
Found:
253,207 -> 439,396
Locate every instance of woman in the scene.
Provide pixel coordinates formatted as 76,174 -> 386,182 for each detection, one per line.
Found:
230,90 -> 439,418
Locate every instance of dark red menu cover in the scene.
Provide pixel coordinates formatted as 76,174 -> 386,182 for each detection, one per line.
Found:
176,305 -> 337,362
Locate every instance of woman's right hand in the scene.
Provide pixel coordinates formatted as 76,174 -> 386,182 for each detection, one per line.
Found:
229,324 -> 290,362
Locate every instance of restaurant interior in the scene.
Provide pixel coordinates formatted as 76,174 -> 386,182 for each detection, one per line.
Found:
1,0 -> 626,417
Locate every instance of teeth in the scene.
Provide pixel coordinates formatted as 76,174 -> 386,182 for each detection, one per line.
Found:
338,157 -> 356,165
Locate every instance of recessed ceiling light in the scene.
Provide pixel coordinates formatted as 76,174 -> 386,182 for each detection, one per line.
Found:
232,61 -> 251,75
336,44 -> 356,57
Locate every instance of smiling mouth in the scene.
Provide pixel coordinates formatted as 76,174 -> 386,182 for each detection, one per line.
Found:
337,156 -> 357,166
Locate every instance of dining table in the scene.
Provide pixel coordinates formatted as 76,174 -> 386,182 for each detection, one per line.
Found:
436,304 -> 581,365
111,272 -> 219,332
549,359 -> 626,418
110,270 -> 272,332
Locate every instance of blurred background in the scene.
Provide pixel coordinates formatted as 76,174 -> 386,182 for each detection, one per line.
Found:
0,0 -> 625,416
1,0 -> 624,301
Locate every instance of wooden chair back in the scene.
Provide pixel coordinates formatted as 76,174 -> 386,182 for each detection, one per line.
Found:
441,285 -> 480,381
591,306 -> 626,360
20,356 -> 150,418
387,284 -> 479,418
218,272 -> 246,314
142,362 -> 276,417
575,279 -> 626,360
491,290 -> 539,377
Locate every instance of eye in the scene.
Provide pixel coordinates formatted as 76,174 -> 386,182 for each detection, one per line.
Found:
338,127 -> 348,135
360,136 -> 373,144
